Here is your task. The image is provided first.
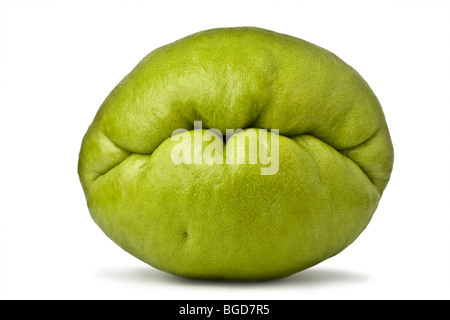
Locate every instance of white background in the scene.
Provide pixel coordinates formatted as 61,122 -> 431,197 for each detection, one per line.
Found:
1,0 -> 449,300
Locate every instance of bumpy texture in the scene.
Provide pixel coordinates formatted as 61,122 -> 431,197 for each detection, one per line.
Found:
78,27 -> 394,280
